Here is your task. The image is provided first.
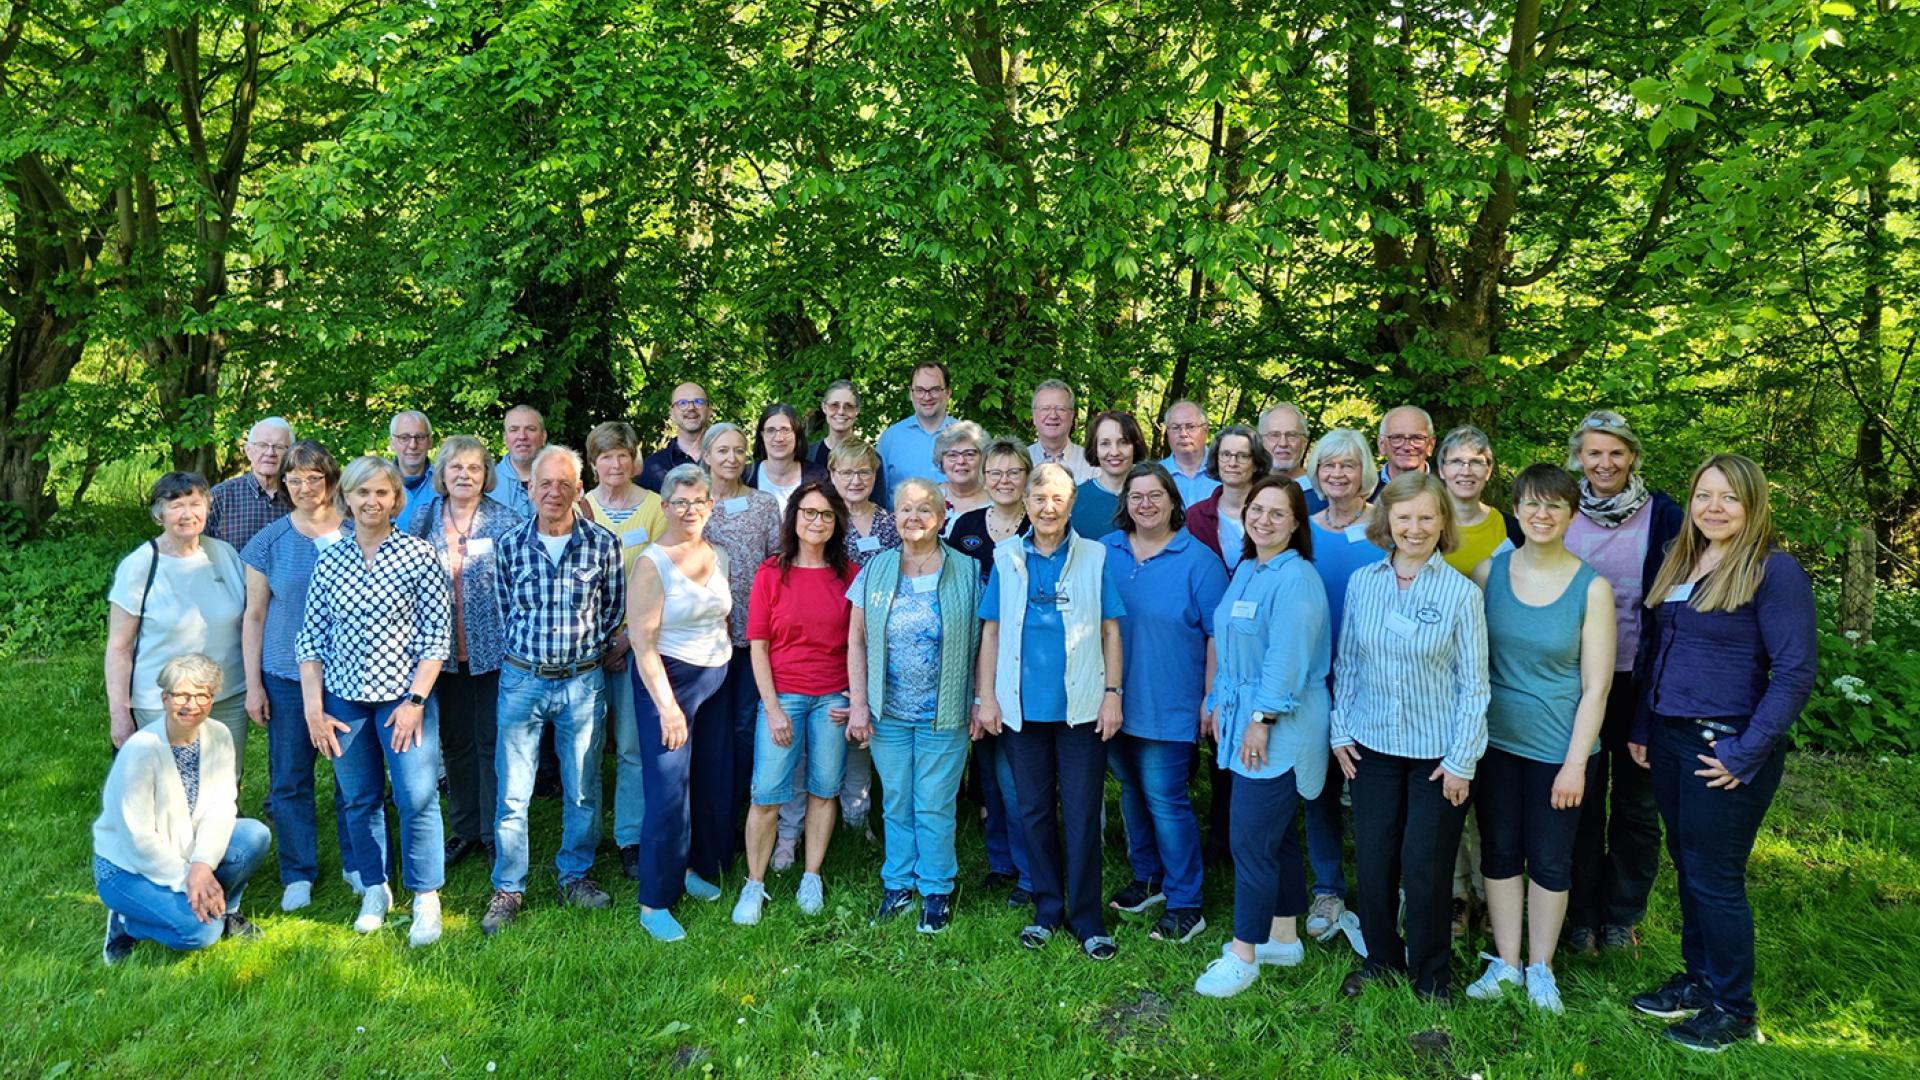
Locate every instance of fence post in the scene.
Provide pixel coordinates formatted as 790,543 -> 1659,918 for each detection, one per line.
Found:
1839,523 -> 1876,640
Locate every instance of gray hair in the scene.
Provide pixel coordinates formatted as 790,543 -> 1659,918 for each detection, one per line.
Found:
341,454 -> 405,499
1437,425 -> 1494,465
891,476 -> 946,517
250,416 -> 295,441
822,379 -> 859,406
1162,399 -> 1207,425
529,444 -> 584,484
388,410 -> 432,438
1258,402 -> 1309,440
660,463 -> 712,500
157,652 -> 225,697
933,420 -> 989,462
1306,428 -> 1377,497
1031,378 -> 1075,410
432,435 -> 497,496
699,421 -> 746,458
1026,461 -> 1077,497
1564,409 -> 1644,471
1378,405 -> 1434,438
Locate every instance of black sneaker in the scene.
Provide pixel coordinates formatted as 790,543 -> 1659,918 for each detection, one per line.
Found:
559,878 -> 612,909
1665,1002 -> 1758,1052
917,893 -> 953,934
620,845 -> 641,882
102,912 -> 136,966
1633,971 -> 1710,1019
873,887 -> 915,925
1149,907 -> 1206,943
1563,924 -> 1599,955
444,834 -> 482,869
1108,877 -> 1165,914
982,870 -> 1016,891
1601,923 -> 1640,952
1006,887 -> 1034,909
222,912 -> 262,940
481,890 -> 524,936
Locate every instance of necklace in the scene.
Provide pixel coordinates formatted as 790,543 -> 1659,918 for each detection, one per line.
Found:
986,505 -> 1022,537
1323,504 -> 1363,529
904,546 -> 942,575
445,501 -> 477,549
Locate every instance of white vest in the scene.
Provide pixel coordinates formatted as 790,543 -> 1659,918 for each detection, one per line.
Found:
991,533 -> 1107,730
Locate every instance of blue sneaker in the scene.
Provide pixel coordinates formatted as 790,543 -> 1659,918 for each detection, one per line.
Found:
684,871 -> 722,902
873,888 -> 915,925
102,911 -> 135,966
639,906 -> 686,942
917,893 -> 953,934
1525,962 -> 1564,1014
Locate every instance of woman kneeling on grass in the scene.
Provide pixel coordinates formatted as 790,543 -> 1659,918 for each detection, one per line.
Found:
1464,464 -> 1615,1012
96,653 -> 271,965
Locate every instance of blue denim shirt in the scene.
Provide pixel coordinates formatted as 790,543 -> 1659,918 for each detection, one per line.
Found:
1209,549 -> 1332,790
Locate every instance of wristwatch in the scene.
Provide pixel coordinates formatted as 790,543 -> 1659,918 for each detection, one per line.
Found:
1105,686 -> 1123,697
1252,711 -> 1278,726
406,692 -> 428,707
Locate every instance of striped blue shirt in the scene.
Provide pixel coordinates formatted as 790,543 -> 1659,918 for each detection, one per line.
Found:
1330,552 -> 1490,779
492,513 -> 626,667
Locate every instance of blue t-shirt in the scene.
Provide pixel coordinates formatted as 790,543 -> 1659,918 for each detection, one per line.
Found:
241,515 -> 355,681
980,535 -> 1126,723
1071,479 -> 1120,540
1103,529 -> 1228,742
1308,517 -> 1384,657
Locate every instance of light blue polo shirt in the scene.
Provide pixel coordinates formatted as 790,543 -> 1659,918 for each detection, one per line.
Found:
1159,455 -> 1221,507
876,414 -> 956,506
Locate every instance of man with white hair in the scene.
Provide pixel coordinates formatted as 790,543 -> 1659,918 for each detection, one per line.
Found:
206,417 -> 296,550
389,410 -> 436,530
1258,402 -> 1327,514
492,404 -> 547,519
1027,379 -> 1096,483
1375,405 -> 1435,487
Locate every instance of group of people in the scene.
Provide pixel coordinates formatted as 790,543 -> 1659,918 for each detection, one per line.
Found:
94,366 -> 1817,1053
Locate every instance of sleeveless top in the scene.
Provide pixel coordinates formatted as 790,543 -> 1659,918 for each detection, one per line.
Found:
640,544 -> 732,667
1484,550 -> 1600,763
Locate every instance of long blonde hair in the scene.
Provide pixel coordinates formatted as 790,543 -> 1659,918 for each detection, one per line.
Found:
1643,454 -> 1776,613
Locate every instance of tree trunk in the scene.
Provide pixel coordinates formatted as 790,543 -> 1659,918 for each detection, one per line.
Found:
0,307 -> 82,530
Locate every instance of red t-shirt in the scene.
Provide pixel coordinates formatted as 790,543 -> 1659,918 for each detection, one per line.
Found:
745,558 -> 858,695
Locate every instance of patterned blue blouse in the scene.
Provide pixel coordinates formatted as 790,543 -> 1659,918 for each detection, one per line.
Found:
406,494 -> 523,674
242,515 -> 355,682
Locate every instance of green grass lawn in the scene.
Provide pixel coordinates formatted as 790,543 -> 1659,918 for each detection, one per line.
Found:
4,651 -> 1917,1078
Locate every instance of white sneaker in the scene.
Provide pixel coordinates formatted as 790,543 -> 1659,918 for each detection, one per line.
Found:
1223,937 -> 1306,967
1305,894 -> 1346,940
733,880 -> 769,926
353,882 -> 392,934
408,894 -> 442,948
280,880 -> 313,912
1194,954 -> 1261,998
796,872 -> 825,916
1466,955 -> 1524,1000
343,868 -> 366,897
771,836 -> 798,873
1525,962 -> 1565,1014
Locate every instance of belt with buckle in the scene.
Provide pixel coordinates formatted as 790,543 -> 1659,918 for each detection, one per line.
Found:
504,654 -> 602,679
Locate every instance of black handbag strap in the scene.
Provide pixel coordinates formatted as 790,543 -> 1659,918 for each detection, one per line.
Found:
126,539 -> 159,683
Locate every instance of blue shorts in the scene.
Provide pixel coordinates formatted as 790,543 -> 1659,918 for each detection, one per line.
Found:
749,691 -> 852,804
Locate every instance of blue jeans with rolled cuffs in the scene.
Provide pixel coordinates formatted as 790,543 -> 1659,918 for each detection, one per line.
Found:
1109,734 -> 1204,909
264,673 -> 380,885
326,691 -> 445,894
870,715 -> 970,895
750,692 -> 851,805
492,665 -> 606,894
96,818 -> 272,951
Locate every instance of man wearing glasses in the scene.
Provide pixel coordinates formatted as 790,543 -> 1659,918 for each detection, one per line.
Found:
640,383 -> 714,493
1027,380 -> 1095,483
876,361 -> 958,501
1375,405 -> 1435,493
207,416 -> 296,550
388,410 -> 437,531
1258,402 -> 1326,515
1158,400 -> 1220,507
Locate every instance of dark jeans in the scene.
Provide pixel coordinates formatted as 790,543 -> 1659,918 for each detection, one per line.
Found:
1230,770 -> 1307,944
721,646 -> 759,866
1004,720 -> 1108,942
1649,715 -> 1785,1019
264,673 -> 377,885
437,666 -> 500,847
1350,747 -> 1469,997
1203,747 -> 1234,861
632,656 -> 732,910
1475,747 -> 1597,892
1304,751 -> 1347,897
1569,673 -> 1662,928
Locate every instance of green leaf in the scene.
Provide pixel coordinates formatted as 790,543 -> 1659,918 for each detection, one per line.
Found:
1648,116 -> 1671,150
1628,77 -> 1665,105
1819,2 -> 1857,15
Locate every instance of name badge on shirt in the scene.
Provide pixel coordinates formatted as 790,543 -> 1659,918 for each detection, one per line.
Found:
723,496 -> 750,514
314,530 -> 343,552
466,537 -> 494,557
1231,600 -> 1258,620
1666,581 -> 1695,604
910,573 -> 938,594
621,530 -> 649,547
1386,611 -> 1419,640
857,535 -> 882,553
1344,523 -> 1369,542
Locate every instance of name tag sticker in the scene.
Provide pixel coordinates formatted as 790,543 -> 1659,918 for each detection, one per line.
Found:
1344,523 -> 1369,542
1231,600 -> 1258,620
1386,612 -> 1419,640
621,530 -> 649,547
723,496 -> 750,514
856,535 -> 882,553
910,574 -> 938,594
1666,581 -> 1695,604
466,537 -> 494,557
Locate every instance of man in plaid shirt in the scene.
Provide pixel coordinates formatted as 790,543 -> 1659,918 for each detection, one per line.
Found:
206,417 -> 296,550
481,445 -> 629,935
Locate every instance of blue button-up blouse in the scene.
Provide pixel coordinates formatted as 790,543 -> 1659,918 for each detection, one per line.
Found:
1208,549 -> 1333,791
1102,529 -> 1228,743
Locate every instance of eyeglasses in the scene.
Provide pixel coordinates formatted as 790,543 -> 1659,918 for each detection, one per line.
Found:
1517,498 -> 1571,515
1441,457 -> 1490,473
667,497 -> 712,512
911,385 -> 948,397
1244,505 -> 1292,522
1217,450 -> 1254,464
942,449 -> 979,461
674,397 -> 708,409
166,691 -> 214,706
833,468 -> 875,481
1034,405 -> 1072,416
1166,423 -> 1204,435
392,433 -> 430,444
283,474 -> 328,488
796,507 -> 836,523
248,441 -> 290,453
1263,430 -> 1306,444
1384,433 -> 1431,447
984,468 -> 1026,481
1125,491 -> 1168,505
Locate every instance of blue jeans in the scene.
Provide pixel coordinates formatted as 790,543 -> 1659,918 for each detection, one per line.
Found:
608,660 -> 645,847
1650,716 -> 1786,1018
264,674 -> 380,885
750,692 -> 851,804
1108,734 -> 1203,908
326,691 -> 445,893
493,665 -> 606,893
974,731 -> 1031,888
633,656 -> 733,909
1304,751 -> 1347,898
96,818 -> 272,951
869,715 -> 969,894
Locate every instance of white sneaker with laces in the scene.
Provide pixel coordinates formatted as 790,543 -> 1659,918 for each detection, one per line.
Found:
280,880 -> 313,912
1525,962 -> 1565,1013
1466,955 -> 1524,1000
796,872 -> 825,916
1306,894 -> 1346,940
1194,954 -> 1261,998
733,880 -> 769,925
408,893 -> 442,947
1224,937 -> 1306,966
353,882 -> 392,934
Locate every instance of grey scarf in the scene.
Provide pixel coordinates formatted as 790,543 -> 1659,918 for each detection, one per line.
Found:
1578,473 -> 1651,529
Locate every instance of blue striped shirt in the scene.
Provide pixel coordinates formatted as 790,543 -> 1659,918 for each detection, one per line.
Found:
1330,553 -> 1490,779
492,513 -> 626,667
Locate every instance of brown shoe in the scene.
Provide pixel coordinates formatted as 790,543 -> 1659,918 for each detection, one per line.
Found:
481,890 -> 524,936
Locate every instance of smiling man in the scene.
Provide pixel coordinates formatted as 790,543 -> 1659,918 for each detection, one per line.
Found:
1259,402 -> 1326,515
206,416 -> 296,550
1158,400 -> 1220,507
1027,379 -> 1095,484
388,410 -> 436,531
876,361 -> 958,501
1376,406 -> 1436,487
641,382 -> 713,493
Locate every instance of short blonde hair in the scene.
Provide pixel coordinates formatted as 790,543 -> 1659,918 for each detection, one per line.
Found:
341,455 -> 404,500
828,437 -> 880,473
1366,471 -> 1459,554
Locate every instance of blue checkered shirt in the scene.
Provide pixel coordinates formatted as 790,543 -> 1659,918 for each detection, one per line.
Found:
493,513 -> 626,667
296,531 -> 453,702
206,472 -> 293,552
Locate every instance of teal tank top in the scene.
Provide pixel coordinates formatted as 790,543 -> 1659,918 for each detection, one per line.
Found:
1485,551 -> 1600,763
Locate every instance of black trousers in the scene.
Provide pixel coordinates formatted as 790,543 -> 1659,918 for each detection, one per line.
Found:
1350,747 -> 1469,997
1004,721 -> 1109,942
1569,673 -> 1663,928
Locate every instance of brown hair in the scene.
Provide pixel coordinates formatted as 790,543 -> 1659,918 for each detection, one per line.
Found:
1241,475 -> 1314,564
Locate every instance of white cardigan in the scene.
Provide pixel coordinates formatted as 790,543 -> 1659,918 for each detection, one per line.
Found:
92,720 -> 239,891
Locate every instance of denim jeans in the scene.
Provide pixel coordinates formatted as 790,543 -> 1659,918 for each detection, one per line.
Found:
326,691 -> 445,893
1303,750 -> 1347,898
264,673 -> 379,885
1230,772 -> 1306,944
1649,716 -> 1786,1018
974,731 -> 1031,888
1108,734 -> 1203,908
633,656 -> 733,909
750,692 -> 851,804
492,665 -> 606,894
1004,720 -> 1109,942
438,667 -> 500,847
607,659 -> 646,847
96,818 -> 271,951
869,715 -> 969,894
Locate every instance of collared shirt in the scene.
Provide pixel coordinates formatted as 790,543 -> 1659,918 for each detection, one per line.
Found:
1330,552 -> 1489,779
206,472 -> 293,552
1102,529 -> 1227,742
639,439 -> 701,495
242,514 -> 354,682
979,532 -> 1126,723
1211,549 -> 1332,785
296,531 -> 452,702
1370,463 -> 1427,502
1028,441 -> 1096,484
877,414 -> 956,501
491,458 -> 535,519
492,513 -> 625,667
1159,455 -> 1222,507
406,494 -> 523,674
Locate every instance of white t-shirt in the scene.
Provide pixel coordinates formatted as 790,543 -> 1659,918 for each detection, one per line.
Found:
756,468 -> 801,514
537,531 -> 571,564
109,539 -> 248,711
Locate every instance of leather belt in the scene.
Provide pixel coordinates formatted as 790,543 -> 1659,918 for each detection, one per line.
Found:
504,654 -> 602,679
